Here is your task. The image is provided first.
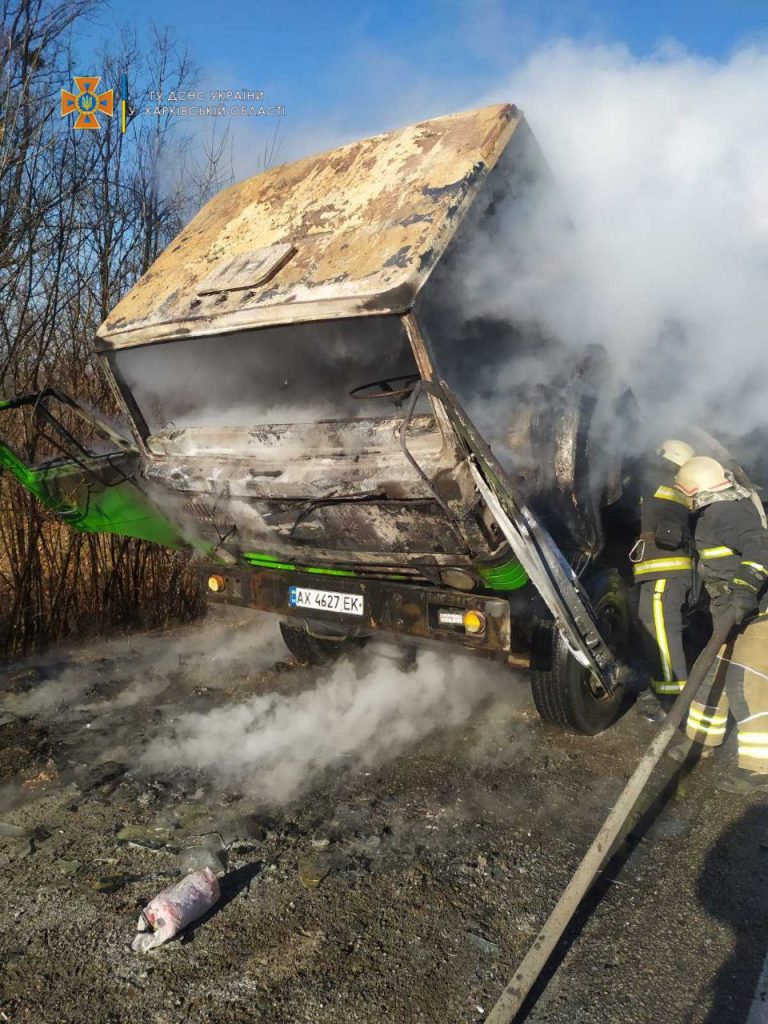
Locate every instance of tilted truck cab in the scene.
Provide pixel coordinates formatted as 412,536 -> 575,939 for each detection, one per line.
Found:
0,104 -> 639,734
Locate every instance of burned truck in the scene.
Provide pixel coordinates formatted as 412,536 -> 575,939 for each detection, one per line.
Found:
0,104 -> 637,733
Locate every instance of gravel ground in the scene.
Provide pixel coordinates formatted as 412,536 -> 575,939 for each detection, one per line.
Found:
1,607 -> 767,1024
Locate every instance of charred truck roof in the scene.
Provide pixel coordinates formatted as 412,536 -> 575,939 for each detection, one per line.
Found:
96,103 -> 524,347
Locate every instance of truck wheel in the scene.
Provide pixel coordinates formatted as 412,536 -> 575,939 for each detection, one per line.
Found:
279,620 -> 363,666
530,567 -> 630,735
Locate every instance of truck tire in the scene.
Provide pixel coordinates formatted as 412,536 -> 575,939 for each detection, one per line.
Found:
530,567 -> 630,735
279,620 -> 363,666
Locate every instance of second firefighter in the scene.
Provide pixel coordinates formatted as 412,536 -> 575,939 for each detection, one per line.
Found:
631,439 -> 695,721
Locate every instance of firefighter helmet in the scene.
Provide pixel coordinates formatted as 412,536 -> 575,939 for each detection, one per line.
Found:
657,439 -> 695,467
675,456 -> 732,497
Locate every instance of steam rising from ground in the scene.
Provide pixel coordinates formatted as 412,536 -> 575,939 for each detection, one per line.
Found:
2,618 -> 285,720
143,646 -> 504,805
471,43 -> 768,443
2,614 -> 507,808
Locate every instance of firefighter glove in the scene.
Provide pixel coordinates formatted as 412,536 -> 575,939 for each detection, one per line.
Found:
728,563 -> 766,623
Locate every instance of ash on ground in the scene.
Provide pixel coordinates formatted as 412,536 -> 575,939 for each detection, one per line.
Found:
1,607 -> 766,1024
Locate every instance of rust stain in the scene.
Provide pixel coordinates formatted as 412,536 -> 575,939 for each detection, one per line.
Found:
98,103 -> 520,348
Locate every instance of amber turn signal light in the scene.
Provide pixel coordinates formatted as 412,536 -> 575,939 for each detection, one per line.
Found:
463,610 -> 485,634
207,574 -> 226,593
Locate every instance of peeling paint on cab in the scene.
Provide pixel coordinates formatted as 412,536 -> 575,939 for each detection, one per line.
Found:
96,104 -> 521,349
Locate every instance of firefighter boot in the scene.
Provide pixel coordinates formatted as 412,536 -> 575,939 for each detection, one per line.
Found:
636,687 -> 670,724
715,765 -> 768,794
667,738 -> 715,764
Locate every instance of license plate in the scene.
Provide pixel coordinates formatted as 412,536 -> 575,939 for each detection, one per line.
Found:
288,585 -> 364,616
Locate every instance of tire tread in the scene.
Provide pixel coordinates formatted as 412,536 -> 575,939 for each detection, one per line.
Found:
530,568 -> 629,735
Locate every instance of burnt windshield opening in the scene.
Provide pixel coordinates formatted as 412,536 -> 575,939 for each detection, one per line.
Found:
109,316 -> 425,437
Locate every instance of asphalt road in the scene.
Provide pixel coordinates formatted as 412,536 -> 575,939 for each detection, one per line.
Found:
1,607 -> 767,1024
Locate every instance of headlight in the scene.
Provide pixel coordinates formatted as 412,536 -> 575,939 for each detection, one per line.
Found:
439,568 -> 476,591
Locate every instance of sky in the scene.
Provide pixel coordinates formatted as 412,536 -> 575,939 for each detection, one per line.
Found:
79,0 -> 768,171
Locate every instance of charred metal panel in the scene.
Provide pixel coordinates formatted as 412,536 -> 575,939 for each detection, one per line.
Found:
145,479 -> 489,567
141,417 -> 450,500
96,104 -> 520,348
138,410 -> 499,566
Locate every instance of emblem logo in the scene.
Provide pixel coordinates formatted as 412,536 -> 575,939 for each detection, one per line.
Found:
61,77 -> 114,130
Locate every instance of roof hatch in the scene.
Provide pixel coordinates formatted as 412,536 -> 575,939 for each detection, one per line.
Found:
197,243 -> 297,295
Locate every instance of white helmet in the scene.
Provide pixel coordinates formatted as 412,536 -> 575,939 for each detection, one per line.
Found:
657,439 -> 695,467
675,456 -> 732,497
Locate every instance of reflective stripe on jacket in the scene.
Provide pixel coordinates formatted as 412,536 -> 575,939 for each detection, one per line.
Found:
633,555 -> 693,579
632,463 -> 693,581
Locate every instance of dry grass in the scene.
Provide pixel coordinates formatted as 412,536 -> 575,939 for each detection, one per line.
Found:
0,474 -> 204,657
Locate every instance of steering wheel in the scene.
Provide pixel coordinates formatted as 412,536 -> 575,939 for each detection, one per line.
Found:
349,373 -> 421,402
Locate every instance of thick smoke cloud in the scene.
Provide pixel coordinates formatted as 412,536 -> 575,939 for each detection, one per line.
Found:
466,42 -> 768,445
215,42 -> 768,467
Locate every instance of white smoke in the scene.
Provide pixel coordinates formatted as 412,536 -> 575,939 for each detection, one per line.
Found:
143,646 -> 507,805
464,42 -> 768,440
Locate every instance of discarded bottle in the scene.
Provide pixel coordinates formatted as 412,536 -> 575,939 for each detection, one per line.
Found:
177,832 -> 227,876
131,867 -> 220,952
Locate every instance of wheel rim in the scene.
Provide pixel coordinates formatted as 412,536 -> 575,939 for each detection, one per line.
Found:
583,597 -> 627,702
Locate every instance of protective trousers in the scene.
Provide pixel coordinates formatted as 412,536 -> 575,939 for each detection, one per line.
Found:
687,615 -> 768,773
637,577 -> 690,696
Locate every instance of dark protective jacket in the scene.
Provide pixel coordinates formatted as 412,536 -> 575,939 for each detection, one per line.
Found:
632,460 -> 693,583
694,496 -> 768,617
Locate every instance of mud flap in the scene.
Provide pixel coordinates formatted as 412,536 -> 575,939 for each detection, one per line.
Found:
400,380 -> 618,694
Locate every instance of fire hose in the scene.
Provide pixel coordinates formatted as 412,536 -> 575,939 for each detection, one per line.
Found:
484,611 -> 738,1024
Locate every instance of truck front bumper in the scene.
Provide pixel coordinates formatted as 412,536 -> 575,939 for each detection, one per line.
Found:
201,565 -> 525,659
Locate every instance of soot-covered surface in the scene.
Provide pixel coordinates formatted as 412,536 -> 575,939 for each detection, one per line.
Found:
0,607 -> 766,1024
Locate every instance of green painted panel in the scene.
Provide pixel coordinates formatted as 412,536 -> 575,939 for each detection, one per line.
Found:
67,480 -> 187,546
243,552 -> 409,581
244,554 -> 297,571
0,442 -> 186,547
477,558 -> 529,591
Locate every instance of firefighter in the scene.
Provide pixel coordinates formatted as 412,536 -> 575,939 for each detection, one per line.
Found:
673,455 -> 768,793
631,439 -> 696,721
